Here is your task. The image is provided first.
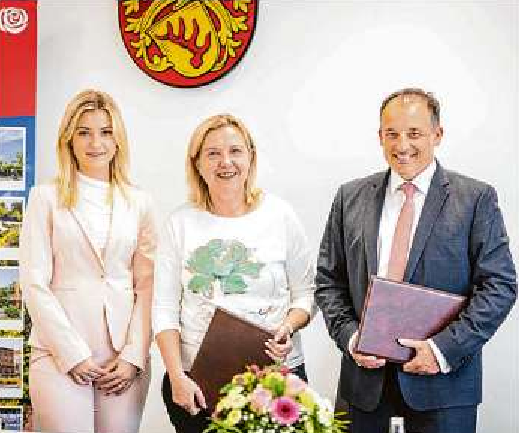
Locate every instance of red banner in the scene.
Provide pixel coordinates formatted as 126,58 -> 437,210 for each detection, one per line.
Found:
0,1 -> 36,430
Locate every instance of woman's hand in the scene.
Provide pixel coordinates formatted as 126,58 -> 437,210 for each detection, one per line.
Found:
170,372 -> 207,416
265,323 -> 294,362
68,357 -> 107,385
94,358 -> 138,396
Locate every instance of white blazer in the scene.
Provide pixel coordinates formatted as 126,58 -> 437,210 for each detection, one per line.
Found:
19,182 -> 156,373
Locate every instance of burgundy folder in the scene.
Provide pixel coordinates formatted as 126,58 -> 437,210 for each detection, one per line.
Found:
355,277 -> 467,363
189,307 -> 274,412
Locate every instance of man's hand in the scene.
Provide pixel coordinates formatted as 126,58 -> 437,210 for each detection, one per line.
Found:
349,330 -> 386,369
68,358 -> 107,385
95,358 -> 138,396
399,338 -> 440,375
265,323 -> 293,362
170,372 -> 207,416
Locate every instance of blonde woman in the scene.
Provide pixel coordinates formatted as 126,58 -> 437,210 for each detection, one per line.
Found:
153,114 -> 316,432
19,90 -> 156,433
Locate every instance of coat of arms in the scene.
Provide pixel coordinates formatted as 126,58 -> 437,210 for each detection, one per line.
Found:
118,0 -> 258,87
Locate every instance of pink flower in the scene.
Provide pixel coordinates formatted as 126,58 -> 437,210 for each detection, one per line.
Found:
286,374 -> 307,396
250,385 -> 272,414
249,364 -> 260,375
279,365 -> 290,376
270,396 -> 300,425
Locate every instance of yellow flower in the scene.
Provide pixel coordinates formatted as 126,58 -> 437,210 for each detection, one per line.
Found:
216,397 -> 228,413
299,390 -> 315,410
226,390 -> 248,409
267,372 -> 284,381
242,371 -> 255,386
226,409 -> 242,426
305,419 -> 315,433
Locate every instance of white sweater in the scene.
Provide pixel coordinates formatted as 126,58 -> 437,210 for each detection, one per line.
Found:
75,172 -> 111,252
153,193 -> 316,370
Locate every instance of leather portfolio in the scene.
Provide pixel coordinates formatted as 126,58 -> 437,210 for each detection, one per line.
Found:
189,307 -> 274,411
355,276 -> 467,363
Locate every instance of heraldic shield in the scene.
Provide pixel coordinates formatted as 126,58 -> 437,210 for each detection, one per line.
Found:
118,0 -> 258,88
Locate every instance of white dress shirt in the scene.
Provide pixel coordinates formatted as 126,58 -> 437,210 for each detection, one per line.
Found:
377,160 -> 451,373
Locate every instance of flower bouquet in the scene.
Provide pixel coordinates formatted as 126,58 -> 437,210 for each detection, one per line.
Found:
204,364 -> 349,433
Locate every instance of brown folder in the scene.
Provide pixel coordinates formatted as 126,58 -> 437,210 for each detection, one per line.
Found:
355,277 -> 467,363
189,307 -> 274,412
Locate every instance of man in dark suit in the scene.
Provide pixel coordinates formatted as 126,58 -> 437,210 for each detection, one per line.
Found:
315,88 -> 517,433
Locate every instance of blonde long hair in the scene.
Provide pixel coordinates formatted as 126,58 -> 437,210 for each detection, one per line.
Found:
55,89 -> 131,208
186,114 -> 262,211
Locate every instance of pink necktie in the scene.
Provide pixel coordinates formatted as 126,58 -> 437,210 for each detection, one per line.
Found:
387,182 -> 416,281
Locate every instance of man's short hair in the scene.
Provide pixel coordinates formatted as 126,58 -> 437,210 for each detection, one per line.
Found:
380,88 -> 441,126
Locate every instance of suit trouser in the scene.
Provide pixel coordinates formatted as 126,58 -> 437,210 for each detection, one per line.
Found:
29,321 -> 150,433
346,364 -> 477,433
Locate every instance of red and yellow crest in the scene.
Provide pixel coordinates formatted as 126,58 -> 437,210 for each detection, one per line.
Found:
118,0 -> 258,88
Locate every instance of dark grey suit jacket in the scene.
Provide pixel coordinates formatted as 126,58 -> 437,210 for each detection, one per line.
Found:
315,163 -> 517,411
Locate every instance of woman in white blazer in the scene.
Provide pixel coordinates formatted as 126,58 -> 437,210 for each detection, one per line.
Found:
19,90 -> 156,433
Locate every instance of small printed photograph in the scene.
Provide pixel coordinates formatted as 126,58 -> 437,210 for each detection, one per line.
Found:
0,267 -> 22,331
0,337 -> 23,399
0,127 -> 25,191
0,406 -> 23,431
0,197 -> 24,250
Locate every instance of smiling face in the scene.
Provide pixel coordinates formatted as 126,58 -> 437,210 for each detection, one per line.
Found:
379,95 -> 443,180
71,109 -> 117,181
196,125 -> 252,206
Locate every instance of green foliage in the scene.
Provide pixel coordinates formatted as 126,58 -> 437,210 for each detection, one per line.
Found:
0,225 -> 20,247
187,239 -> 264,296
221,274 -> 247,294
4,305 -> 21,319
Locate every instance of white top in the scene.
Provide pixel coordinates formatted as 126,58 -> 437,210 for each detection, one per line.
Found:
153,193 -> 316,370
76,172 -> 111,252
377,160 -> 451,373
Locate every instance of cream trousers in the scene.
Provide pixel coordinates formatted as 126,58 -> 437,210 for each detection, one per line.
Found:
29,322 -> 150,433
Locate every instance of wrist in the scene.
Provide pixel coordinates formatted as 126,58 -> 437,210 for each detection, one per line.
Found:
169,369 -> 187,383
348,331 -> 358,356
283,322 -> 294,337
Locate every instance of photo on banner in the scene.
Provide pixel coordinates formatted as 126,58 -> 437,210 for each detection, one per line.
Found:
0,265 -> 22,331
0,406 -> 22,431
0,127 -> 25,191
0,337 -> 23,399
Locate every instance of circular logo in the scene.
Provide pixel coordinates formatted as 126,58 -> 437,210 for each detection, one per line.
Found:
0,7 -> 29,34
118,0 -> 258,88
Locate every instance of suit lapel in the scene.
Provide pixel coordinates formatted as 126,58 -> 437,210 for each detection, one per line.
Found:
404,164 -> 450,281
363,170 -> 390,279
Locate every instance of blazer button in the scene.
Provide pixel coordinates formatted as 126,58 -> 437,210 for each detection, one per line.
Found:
101,274 -> 105,279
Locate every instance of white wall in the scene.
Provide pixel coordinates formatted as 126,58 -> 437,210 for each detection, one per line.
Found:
37,1 -> 518,432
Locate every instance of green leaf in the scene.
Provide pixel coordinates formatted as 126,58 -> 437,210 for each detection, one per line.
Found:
206,239 -> 225,255
225,241 -> 248,262
188,274 -> 213,295
213,260 -> 234,277
221,274 -> 247,294
233,262 -> 264,278
187,248 -> 216,275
